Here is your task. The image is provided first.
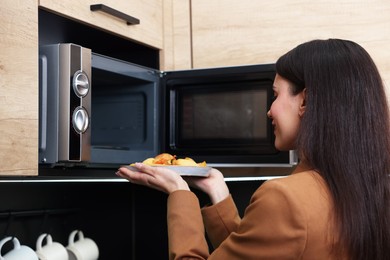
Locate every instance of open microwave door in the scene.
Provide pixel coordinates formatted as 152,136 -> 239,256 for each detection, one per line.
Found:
90,53 -> 162,165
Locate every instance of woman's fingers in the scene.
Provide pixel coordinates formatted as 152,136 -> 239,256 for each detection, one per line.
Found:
116,163 -> 190,194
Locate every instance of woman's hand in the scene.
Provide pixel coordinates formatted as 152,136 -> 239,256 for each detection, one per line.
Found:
184,168 -> 229,205
116,163 -> 190,194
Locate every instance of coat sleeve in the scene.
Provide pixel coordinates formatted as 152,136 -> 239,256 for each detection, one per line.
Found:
167,190 -> 210,260
201,195 -> 241,248
167,179 -> 308,259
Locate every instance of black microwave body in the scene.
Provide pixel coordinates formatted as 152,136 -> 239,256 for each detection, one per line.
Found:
39,43 -> 295,168
161,65 -> 292,166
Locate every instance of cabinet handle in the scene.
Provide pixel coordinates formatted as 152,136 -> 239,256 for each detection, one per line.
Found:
90,4 -> 140,25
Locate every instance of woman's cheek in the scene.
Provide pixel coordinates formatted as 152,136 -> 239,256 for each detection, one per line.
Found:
274,118 -> 297,151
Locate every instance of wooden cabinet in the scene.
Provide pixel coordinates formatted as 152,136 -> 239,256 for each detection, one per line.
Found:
39,0 -> 163,49
0,0 -> 39,176
190,0 -> 390,92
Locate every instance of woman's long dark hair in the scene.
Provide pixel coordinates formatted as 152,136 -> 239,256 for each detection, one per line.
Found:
276,39 -> 390,259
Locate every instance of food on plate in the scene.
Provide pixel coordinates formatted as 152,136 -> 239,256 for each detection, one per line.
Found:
153,153 -> 176,165
173,158 -> 197,166
130,153 -> 207,167
172,157 -> 207,167
141,158 -> 155,165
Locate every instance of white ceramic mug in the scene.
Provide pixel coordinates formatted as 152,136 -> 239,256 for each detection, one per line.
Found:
0,236 -> 38,260
66,230 -> 99,260
35,233 -> 68,260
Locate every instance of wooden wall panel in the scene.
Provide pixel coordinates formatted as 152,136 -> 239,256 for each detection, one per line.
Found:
161,0 -> 192,70
191,0 -> 390,98
0,0 -> 38,175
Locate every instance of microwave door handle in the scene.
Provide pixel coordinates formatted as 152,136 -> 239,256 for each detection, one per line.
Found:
39,55 -> 47,151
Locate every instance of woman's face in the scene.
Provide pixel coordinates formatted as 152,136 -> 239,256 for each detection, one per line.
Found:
267,74 -> 305,151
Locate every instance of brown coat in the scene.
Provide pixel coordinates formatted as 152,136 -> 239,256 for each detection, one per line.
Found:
167,170 -> 346,259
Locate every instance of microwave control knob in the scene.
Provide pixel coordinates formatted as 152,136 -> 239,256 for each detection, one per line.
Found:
73,71 -> 90,97
72,106 -> 89,133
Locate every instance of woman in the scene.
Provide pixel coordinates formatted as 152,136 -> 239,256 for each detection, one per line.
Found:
116,39 -> 390,259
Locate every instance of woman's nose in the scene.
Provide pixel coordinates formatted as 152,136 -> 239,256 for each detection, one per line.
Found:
267,110 -> 272,119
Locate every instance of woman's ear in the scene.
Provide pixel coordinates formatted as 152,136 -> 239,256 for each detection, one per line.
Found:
299,88 -> 306,117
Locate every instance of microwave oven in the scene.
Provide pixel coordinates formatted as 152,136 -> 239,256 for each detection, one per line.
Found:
39,43 -> 297,168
